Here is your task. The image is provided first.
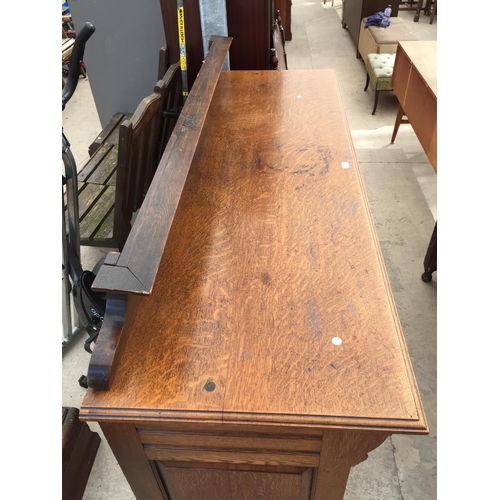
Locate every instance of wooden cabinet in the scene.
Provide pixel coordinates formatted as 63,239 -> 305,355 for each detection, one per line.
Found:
391,40 -> 437,171
277,0 -> 293,40
342,0 -> 399,56
98,421 -> 390,500
390,40 -> 437,281
226,0 -> 276,70
81,61 -> 427,499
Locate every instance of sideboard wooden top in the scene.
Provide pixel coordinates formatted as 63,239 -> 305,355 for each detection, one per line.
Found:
399,40 -> 437,97
81,70 -> 427,434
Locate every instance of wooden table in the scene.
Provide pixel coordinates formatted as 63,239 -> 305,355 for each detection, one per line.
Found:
391,40 -> 437,281
80,67 -> 428,499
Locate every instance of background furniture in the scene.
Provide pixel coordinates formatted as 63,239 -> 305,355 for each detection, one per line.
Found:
271,10 -> 288,69
358,16 -> 418,64
159,0 -> 283,86
225,0 -> 275,69
390,40 -> 436,171
62,407 -> 101,500
342,0 -> 400,57
277,0 -> 293,40
390,40 -> 437,281
364,52 -> 396,114
66,61 -> 182,250
413,0 -> 435,22
80,42 -> 428,499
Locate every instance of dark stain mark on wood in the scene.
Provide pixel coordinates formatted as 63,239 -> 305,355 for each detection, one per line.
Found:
261,271 -> 272,285
204,380 -> 216,392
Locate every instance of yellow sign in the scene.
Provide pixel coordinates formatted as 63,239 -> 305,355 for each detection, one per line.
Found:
177,7 -> 187,71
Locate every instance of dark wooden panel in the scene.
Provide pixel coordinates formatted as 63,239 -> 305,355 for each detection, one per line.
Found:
276,0 -> 292,40
62,407 -> 101,500
226,0 -> 275,70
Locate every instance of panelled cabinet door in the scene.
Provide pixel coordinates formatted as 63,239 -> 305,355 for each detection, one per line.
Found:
155,462 -> 314,500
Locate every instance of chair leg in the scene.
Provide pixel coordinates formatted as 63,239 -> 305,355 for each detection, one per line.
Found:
364,73 -> 370,92
429,0 -> 436,24
372,90 -> 379,115
413,0 -> 424,21
391,104 -> 405,143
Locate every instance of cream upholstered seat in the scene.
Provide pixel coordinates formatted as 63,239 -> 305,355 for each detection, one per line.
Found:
363,52 -> 396,115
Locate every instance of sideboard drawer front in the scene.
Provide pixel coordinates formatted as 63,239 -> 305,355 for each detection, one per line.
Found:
138,427 -> 321,467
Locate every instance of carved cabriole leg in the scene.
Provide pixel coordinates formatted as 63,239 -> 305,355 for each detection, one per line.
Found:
100,422 -> 166,500
312,430 -> 389,500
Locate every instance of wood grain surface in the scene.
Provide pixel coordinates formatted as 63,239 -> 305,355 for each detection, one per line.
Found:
82,70 -> 426,435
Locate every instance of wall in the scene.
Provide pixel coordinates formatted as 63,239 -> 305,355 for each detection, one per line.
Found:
67,0 -> 166,127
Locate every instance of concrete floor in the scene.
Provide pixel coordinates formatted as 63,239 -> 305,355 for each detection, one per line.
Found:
62,2 -> 437,498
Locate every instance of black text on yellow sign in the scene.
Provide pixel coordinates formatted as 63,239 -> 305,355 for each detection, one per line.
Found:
177,7 -> 187,71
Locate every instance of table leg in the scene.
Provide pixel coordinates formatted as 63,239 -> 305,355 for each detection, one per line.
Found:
422,222 -> 437,282
313,430 -> 389,499
100,422 -> 167,500
391,104 -> 406,144
429,0 -> 437,24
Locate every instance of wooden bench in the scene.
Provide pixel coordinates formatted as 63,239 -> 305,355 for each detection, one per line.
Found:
70,59 -> 182,251
87,46 -> 171,158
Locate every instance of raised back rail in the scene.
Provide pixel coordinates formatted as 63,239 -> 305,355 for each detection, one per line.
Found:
92,36 -> 232,295
86,36 -> 232,390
